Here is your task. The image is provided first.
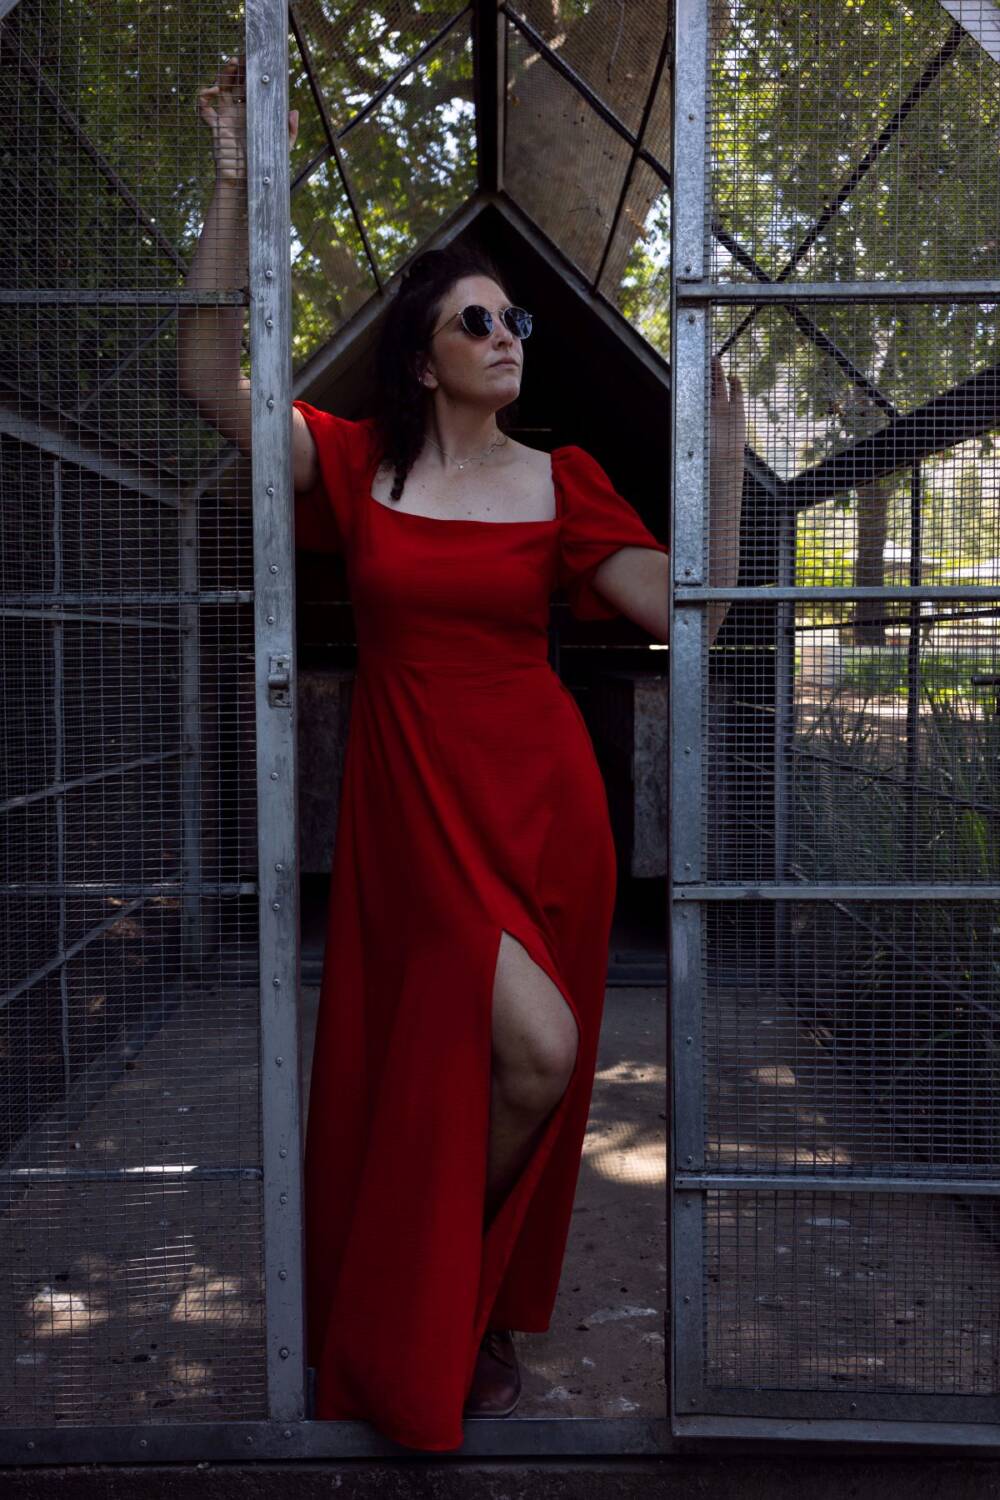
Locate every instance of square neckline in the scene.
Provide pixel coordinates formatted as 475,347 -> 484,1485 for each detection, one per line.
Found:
366,448 -> 563,526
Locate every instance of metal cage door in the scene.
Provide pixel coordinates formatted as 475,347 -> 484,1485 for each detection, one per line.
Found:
0,0 -> 306,1461
670,0 -> 1000,1449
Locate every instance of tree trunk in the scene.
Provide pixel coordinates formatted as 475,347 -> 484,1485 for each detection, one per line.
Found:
843,332 -> 901,646
504,1 -> 729,288
850,476 -> 894,646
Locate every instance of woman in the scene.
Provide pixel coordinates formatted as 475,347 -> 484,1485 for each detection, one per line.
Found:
181,56 -> 745,1453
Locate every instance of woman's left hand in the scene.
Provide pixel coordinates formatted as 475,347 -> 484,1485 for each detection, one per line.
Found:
707,354 -> 746,645
710,354 -> 746,490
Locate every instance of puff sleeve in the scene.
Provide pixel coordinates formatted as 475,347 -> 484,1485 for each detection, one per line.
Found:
292,399 -> 375,555
552,445 -> 670,620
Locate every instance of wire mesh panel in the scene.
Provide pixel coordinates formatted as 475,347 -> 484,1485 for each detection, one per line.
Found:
286,1 -> 475,369
671,0 -> 1000,1443
0,0 -> 299,1440
709,0 -> 1000,285
500,2 -> 675,358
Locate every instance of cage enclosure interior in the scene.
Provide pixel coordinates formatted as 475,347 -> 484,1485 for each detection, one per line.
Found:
1,0 -> 1000,1463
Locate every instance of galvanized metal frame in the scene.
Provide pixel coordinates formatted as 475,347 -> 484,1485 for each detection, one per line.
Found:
680,279 -> 1000,303
0,1417 -> 671,1464
669,0 -> 711,1438
245,0 -> 306,1425
10,1413 -> 1000,1463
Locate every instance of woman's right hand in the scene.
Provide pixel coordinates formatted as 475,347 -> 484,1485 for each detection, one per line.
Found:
197,53 -> 299,186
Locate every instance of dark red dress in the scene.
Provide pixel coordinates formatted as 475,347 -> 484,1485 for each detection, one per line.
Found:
292,400 -> 669,1451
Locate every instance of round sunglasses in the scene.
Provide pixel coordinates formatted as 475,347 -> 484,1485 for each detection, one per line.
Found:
430,304 -> 533,341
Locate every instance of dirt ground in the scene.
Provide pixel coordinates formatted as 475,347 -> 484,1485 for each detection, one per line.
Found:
0,979 -> 666,1428
6,959 -> 995,1434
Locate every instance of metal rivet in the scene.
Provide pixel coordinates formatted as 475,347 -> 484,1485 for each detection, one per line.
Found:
275,862 -> 284,872
263,175 -> 272,185
279,1347 -> 290,1359
279,1269 -> 288,1280
265,318 -> 274,329
270,563 -> 279,574
272,900 -> 281,911
27,1442 -> 35,1451
684,264 -> 692,273
687,450 -> 694,458
267,397 -> 275,410
685,1155 -> 693,1164
270,771 -> 279,781
687,315 -> 695,324
262,75 -> 271,84
245,1436 -> 254,1445
684,566 -> 692,575
275,1057 -> 284,1066
684,1295 -> 691,1303
139,1440 -> 148,1448
273,978 -> 281,988
279,1147 -> 288,1158
284,1429 -> 293,1438
265,268 -> 274,279
266,485 -> 275,496
266,615 -> 275,624
280,1192 -> 288,1205
686,1036 -> 693,1045
687,112 -> 695,120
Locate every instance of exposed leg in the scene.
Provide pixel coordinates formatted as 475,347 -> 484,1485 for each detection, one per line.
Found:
484,930 -> 580,1232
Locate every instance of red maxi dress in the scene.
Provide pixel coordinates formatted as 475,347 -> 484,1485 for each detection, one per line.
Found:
292,399 -> 669,1451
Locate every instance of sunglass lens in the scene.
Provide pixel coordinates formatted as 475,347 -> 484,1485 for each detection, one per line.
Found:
460,305 -> 493,337
502,307 -> 532,339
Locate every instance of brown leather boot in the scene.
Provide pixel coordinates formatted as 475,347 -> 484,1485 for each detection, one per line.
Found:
463,1328 -> 522,1417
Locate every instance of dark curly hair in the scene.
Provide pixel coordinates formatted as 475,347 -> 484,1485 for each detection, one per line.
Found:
371,244 -> 519,502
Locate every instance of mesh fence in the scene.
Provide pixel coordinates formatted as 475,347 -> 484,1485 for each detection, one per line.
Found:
0,0 -> 267,1427
679,0 -> 1000,1423
708,0 -> 1000,284
706,1190 -> 1000,1395
287,2 -> 474,367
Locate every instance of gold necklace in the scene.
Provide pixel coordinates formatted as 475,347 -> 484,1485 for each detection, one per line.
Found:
425,430 -> 508,471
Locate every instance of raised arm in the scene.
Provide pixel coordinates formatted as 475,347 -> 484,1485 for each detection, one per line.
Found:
177,54 -> 319,493
591,356 -> 745,648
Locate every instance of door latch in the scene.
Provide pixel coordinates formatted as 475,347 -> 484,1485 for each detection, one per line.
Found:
267,654 -> 291,707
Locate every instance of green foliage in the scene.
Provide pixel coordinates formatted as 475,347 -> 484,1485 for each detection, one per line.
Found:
789,678 -> 1000,1161
831,648 -> 996,701
710,0 -> 1000,478
793,665 -> 1000,880
612,192 -> 671,359
289,10 -> 477,367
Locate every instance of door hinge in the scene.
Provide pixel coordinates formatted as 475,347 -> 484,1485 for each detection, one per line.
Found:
267,653 -> 291,707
